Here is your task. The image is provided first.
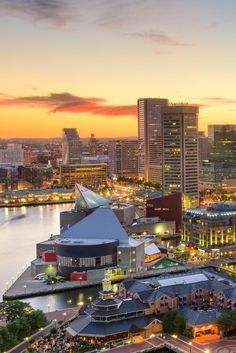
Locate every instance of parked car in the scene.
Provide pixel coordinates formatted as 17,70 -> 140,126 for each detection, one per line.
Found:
34,273 -> 48,281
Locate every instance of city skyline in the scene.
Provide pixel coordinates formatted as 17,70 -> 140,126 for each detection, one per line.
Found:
1,0 -> 236,138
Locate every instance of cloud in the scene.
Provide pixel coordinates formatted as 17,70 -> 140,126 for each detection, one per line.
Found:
0,0 -> 77,26
0,92 -> 137,117
202,97 -> 236,105
188,96 -> 236,109
132,30 -> 194,47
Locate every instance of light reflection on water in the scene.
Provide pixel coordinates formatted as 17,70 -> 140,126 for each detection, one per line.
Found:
0,204 -> 73,304
0,204 -> 117,312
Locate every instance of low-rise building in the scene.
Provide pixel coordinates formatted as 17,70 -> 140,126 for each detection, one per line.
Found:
182,203 -> 236,258
67,269 -> 236,341
60,163 -> 108,189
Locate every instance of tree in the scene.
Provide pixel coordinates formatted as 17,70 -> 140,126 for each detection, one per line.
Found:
7,319 -> 21,337
163,309 -> 187,335
174,312 -> 186,333
16,316 -> 32,340
0,301 -> 32,322
0,326 -> 18,352
217,311 -> 236,334
183,327 -> 194,339
24,310 -> 48,331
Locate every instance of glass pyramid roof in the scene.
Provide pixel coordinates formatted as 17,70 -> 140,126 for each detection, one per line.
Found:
75,183 -> 111,209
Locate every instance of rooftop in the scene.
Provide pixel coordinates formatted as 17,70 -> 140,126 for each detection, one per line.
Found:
61,207 -> 129,243
186,203 -> 236,218
4,188 -> 74,196
56,238 -> 118,246
180,307 -> 227,326
75,183 -> 111,210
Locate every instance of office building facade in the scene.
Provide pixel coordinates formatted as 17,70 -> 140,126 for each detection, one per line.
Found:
0,143 -> 24,165
162,105 -> 199,207
108,140 -> 139,178
62,128 -> 82,164
198,131 -> 208,164
138,98 -> 168,184
207,125 -> 236,182
60,163 -> 108,189
88,133 -> 98,157
182,203 -> 236,258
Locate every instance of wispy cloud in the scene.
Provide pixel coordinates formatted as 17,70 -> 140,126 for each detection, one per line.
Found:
189,96 -> 236,109
0,0 -> 77,26
202,97 -> 236,105
132,30 -> 194,47
0,92 -> 136,117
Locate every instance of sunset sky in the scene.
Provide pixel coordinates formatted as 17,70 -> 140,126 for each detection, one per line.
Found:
0,0 -> 236,138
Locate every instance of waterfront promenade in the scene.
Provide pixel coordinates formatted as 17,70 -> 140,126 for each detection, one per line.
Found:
104,335 -> 236,353
3,263 -> 193,300
7,307 -> 79,353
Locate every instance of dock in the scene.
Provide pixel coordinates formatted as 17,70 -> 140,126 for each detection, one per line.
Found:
3,263 -> 193,300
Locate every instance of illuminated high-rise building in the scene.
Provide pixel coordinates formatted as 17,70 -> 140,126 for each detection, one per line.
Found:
62,128 -> 81,164
198,131 -> 208,164
201,125 -> 236,183
208,125 -> 236,165
108,140 -> 139,177
137,98 -> 168,184
162,105 -> 199,207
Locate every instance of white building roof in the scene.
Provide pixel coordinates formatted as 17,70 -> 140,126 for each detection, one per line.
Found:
75,183 -> 111,209
118,237 -> 143,248
61,207 -> 129,243
157,273 -> 208,287
145,243 -> 161,256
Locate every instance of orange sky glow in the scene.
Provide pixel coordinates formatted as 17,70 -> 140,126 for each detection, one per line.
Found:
0,0 -> 235,138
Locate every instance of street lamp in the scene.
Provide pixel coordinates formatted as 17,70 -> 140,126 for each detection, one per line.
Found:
23,285 -> 27,295
47,304 -> 50,313
63,312 -> 67,321
189,342 -> 192,353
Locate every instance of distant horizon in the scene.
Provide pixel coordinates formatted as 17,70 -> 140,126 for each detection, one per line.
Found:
0,135 -> 139,141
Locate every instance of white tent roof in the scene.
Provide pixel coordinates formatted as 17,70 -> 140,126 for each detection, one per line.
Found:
61,207 -> 129,243
145,243 -> 161,256
158,273 -> 208,287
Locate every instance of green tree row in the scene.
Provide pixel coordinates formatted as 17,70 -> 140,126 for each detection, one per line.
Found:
0,301 -> 48,352
162,309 -> 193,338
217,311 -> 236,335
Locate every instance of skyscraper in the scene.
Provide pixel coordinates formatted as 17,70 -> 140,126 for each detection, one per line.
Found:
208,125 -> 236,165
198,131 -> 208,164
201,124 -> 236,183
88,133 -> 98,157
62,128 -> 81,164
108,140 -> 139,177
0,143 -> 24,165
162,105 -> 199,207
137,98 -> 168,184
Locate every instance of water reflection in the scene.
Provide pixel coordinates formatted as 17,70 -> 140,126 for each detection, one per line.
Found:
0,204 -> 71,299
22,286 -> 101,312
0,204 -> 117,312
